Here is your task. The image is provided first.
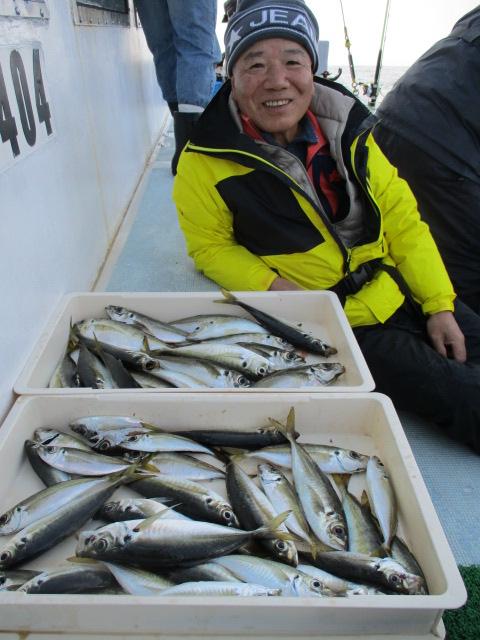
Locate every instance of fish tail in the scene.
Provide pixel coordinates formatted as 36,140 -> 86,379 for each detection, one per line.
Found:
213,288 -> 238,306
254,510 -> 292,539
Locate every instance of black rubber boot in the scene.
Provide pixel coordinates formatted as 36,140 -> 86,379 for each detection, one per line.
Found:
171,111 -> 201,176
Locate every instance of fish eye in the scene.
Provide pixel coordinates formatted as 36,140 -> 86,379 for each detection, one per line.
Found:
350,451 -> 360,459
258,367 -> 267,375
128,313 -> 135,319
275,541 -> 286,551
223,510 -> 233,520
333,525 -> 346,538
95,539 -> 108,552
46,446 -> 56,454
127,435 -> 140,442
241,362 -> 248,369
312,580 -> 321,589
0,551 -> 11,562
98,440 -> 110,451
144,360 -> 155,371
389,574 -> 401,585
334,450 -> 341,455
0,514 -> 10,526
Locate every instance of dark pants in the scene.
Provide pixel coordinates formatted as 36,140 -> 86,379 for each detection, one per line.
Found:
374,125 -> 480,314
354,300 -> 480,454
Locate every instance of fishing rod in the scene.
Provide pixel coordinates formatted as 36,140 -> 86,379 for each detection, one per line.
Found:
367,0 -> 391,109
338,0 -> 358,94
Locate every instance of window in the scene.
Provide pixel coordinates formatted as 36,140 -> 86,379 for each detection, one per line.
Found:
74,0 -> 130,26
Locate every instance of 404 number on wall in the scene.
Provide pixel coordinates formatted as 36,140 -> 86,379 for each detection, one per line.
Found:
0,43 -> 54,174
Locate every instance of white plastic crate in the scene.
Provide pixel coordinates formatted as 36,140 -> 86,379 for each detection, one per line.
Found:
13,291 -> 374,395
0,393 -> 465,638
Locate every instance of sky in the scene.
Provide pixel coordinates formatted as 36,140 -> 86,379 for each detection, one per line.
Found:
216,0 -> 478,67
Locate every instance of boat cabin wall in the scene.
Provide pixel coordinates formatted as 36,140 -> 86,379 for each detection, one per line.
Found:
0,1 -> 167,422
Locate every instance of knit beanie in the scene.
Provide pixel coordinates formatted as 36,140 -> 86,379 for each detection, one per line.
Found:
225,0 -> 319,76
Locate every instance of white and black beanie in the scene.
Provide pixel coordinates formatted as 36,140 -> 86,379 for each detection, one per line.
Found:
225,0 -> 319,76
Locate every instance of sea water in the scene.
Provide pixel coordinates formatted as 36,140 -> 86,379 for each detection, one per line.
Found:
329,65 -> 409,110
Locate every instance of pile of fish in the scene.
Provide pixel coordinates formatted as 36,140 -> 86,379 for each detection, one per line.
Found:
0,409 -> 428,598
49,290 -> 345,390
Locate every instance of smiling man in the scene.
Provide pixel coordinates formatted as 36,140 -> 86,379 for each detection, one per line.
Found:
173,0 -> 480,454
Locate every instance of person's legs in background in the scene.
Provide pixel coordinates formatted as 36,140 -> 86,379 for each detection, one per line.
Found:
134,0 -> 178,115
167,0 -> 218,174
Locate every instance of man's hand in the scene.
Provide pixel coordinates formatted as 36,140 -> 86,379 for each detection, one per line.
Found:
427,311 -> 466,362
268,277 -> 303,291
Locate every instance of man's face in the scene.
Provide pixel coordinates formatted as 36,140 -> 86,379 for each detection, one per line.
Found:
231,38 -> 314,146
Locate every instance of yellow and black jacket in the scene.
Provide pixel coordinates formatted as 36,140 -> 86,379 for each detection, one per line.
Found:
173,78 -> 455,328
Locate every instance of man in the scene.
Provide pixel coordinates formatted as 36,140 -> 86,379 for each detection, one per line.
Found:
173,0 -> 480,453
374,7 -> 480,313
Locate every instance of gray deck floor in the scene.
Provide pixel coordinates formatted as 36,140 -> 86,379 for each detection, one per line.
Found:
100,127 -> 480,568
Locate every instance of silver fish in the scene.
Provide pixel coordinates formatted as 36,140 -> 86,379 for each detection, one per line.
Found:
119,432 -> 214,455
0,473 -> 126,569
102,561 -> 174,595
77,343 -> 118,389
48,352 -> 79,388
236,343 -> 305,370
33,428 -> 91,451
152,355 -> 252,388
341,489 -> 384,556
105,305 -> 190,344
0,476 -> 123,535
75,318 -> 166,352
131,474 -> 239,527
226,461 -> 298,566
30,442 -> 132,476
215,290 -> 337,356
366,456 -> 397,550
297,563 -> 375,596
0,569 -> 41,591
146,452 -> 225,481
18,561 -> 117,594
310,551 -> 425,595
170,314 -> 268,340
158,581 -> 280,597
246,443 -> 369,474
282,408 -> 348,551
390,537 -> 427,594
254,363 -> 345,388
76,513 -> 289,570
69,416 -> 159,441
213,555 -> 326,597
24,440 -> 73,486
98,498 -> 190,522
258,463 -> 313,546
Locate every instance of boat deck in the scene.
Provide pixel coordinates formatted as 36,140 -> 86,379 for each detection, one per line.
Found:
96,127 -> 480,568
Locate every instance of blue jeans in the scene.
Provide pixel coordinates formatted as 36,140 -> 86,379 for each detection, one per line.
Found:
134,0 -> 219,108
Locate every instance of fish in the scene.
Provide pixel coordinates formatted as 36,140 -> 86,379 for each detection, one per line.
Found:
258,463 -> 313,547
281,408 -> 348,551
158,581 -> 280,597
145,452 -> 225,481
390,536 -> 428,594
213,555 -> 327,597
169,314 -> 268,340
340,487 -> 384,556
215,289 -> 337,356
69,416 -> 159,442
366,456 -> 397,551
245,442 -> 369,474
28,441 -> 132,476
76,512 -> 290,570
297,562 -> 380,596
150,355 -> 252,388
0,473 -> 127,569
226,460 -> 298,566
101,561 -> 174,595
118,432 -> 214,456
308,550 -> 425,595
77,343 -> 118,389
202,332 -> 294,350
0,476 -> 125,536
147,341 -> 273,380
77,335 -> 159,372
253,363 -> 345,388
18,560 -> 117,594
24,440 -> 73,486
236,342 -> 306,370
74,318 -> 167,352
33,428 -> 91,451
174,423 -> 295,450
97,349 -> 141,388
48,352 -> 80,388
0,569 -> 41,591
105,305 -> 190,344
131,474 -> 239,527
98,498 -> 190,522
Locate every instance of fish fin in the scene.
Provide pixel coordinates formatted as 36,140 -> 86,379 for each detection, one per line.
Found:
360,490 -> 370,508
132,507 -> 178,532
213,288 -> 238,305
254,510 -> 292,539
67,320 -> 80,352
332,473 -> 350,497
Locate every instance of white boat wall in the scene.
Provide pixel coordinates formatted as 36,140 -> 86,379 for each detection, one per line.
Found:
0,0 -> 167,422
